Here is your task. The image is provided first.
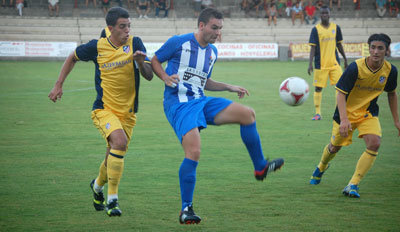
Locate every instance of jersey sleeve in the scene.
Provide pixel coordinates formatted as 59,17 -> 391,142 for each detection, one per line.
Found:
384,64 -> 398,92
309,27 -> 318,46
133,36 -> 151,63
75,39 -> 98,62
154,35 -> 180,63
336,25 -> 343,44
336,61 -> 358,95
100,29 -> 106,38
207,45 -> 218,78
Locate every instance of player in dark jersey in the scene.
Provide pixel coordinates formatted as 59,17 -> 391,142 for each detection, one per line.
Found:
310,33 -> 399,198
48,7 -> 153,217
308,6 -> 348,121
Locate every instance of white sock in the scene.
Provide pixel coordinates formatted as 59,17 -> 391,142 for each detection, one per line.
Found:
94,178 -> 104,193
108,194 -> 118,204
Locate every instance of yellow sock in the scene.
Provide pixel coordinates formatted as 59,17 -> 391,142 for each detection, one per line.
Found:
107,149 -> 126,196
96,159 -> 108,186
318,144 -> 337,171
349,149 -> 378,185
314,91 -> 322,115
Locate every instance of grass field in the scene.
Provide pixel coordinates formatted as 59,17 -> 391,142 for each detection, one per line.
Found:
0,60 -> 399,231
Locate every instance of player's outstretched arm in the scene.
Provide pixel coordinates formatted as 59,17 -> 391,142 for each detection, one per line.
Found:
205,79 -> 249,99
48,52 -> 78,103
133,50 -> 153,81
388,91 -> 400,136
150,55 -> 179,87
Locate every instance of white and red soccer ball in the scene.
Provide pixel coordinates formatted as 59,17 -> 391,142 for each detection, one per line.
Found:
279,77 -> 309,106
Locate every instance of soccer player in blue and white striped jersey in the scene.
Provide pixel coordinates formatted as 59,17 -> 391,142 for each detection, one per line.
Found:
151,8 -> 284,224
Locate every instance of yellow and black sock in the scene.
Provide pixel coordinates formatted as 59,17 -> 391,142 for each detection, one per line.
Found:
318,144 -> 337,172
314,91 -> 322,115
349,149 -> 378,185
107,149 -> 126,202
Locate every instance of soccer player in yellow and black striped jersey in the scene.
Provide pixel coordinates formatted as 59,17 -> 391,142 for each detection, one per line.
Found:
48,7 -> 153,216
309,33 -> 399,198
308,6 -> 348,121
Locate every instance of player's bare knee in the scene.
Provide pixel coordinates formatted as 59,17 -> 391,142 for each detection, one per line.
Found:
109,138 -> 128,151
185,148 -> 201,161
315,87 -> 323,92
366,140 -> 380,152
364,135 -> 381,152
242,106 -> 256,125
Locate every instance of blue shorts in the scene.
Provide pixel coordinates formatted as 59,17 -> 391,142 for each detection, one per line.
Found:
164,96 -> 232,143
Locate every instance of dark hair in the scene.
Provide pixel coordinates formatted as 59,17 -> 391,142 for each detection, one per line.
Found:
106,7 -> 130,26
197,8 -> 223,27
368,33 -> 391,50
320,5 -> 330,11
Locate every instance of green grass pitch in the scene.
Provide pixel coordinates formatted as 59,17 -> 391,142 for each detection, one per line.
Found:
0,60 -> 399,231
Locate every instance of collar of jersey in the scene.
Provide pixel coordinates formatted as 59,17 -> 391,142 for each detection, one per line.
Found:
365,57 -> 384,74
107,37 -> 120,50
192,33 -> 209,49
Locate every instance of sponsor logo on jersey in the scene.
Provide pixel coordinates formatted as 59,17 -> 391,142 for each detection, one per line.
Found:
123,45 -> 130,54
379,76 -> 386,84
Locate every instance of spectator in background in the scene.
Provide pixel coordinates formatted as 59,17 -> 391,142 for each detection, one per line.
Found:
48,0 -> 59,17
2,0 -> 14,7
329,0 -> 341,10
15,0 -> 22,16
201,0 -> 214,9
353,0 -> 360,9
291,1 -> 304,25
388,0 -> 399,17
305,0 -> 317,24
251,0 -> 263,17
241,0 -> 249,13
154,0 -> 170,17
193,0 -> 202,17
376,0 -> 387,17
86,0 -> 97,8
126,0 -> 136,9
115,0 -> 123,7
102,0 -> 110,15
263,0 -> 269,17
316,0 -> 323,9
276,0 -> 286,16
242,0 -> 262,17
285,0 -> 293,17
267,3 -> 277,26
137,0 -> 150,18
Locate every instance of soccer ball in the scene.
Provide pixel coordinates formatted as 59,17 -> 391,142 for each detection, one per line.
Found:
279,77 -> 309,106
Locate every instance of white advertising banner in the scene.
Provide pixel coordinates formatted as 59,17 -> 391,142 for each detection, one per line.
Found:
0,41 -> 77,57
144,42 -> 279,59
1,41 -> 278,59
0,42 -> 25,56
215,43 -> 278,59
390,42 -> 400,58
143,42 -> 163,59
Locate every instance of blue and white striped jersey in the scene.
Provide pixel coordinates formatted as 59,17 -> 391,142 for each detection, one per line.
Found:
155,33 -> 218,105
